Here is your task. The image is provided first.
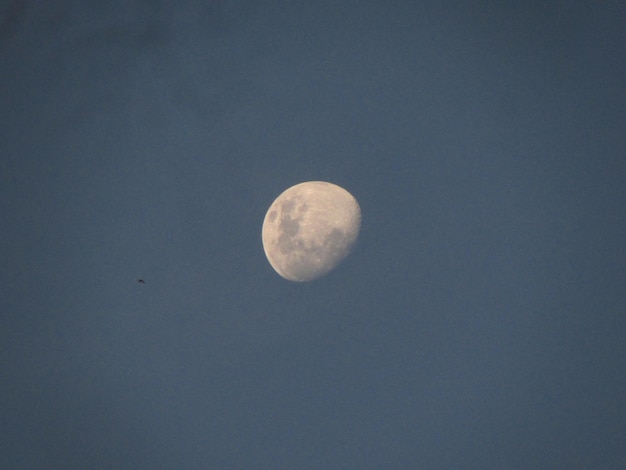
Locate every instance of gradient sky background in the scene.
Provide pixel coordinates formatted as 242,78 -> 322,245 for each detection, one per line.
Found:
1,1 -> 625,468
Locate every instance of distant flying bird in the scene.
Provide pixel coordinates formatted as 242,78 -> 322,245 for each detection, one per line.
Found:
137,279 -> 146,284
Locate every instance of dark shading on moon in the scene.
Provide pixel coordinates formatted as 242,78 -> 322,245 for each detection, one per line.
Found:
262,181 -> 361,282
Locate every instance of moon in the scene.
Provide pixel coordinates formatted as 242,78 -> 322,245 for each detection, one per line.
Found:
262,181 -> 361,282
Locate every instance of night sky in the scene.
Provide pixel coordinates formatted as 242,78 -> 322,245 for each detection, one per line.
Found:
2,1 -> 625,468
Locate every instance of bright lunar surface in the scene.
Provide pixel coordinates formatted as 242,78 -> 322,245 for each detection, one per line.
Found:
262,181 -> 361,282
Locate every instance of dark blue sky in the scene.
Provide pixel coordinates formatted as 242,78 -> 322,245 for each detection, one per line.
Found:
1,1 -> 625,468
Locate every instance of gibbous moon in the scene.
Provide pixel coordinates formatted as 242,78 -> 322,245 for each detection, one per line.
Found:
262,181 -> 361,282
